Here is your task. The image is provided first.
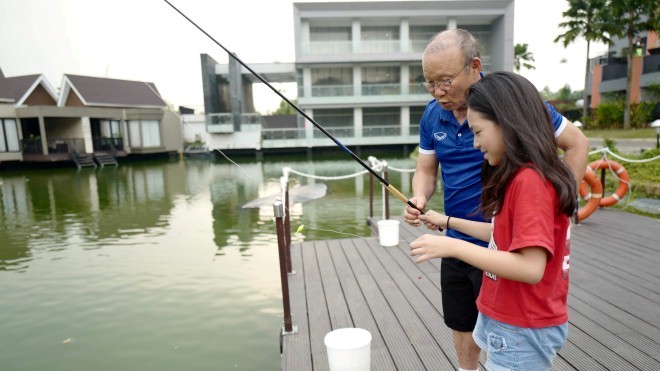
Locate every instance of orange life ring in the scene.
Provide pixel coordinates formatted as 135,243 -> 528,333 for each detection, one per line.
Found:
577,170 -> 602,221
579,159 -> 630,207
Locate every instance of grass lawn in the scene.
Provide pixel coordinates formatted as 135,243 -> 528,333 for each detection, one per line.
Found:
581,127 -> 656,139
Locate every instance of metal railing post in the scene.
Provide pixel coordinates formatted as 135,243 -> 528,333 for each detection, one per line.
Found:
369,173 -> 374,219
600,168 -> 606,209
274,198 -> 293,334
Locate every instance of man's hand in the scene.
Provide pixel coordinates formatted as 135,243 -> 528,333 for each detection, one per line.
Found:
404,196 -> 427,227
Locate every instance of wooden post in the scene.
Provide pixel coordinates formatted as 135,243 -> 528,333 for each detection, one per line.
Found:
284,182 -> 292,274
383,164 -> 390,220
274,198 -> 293,333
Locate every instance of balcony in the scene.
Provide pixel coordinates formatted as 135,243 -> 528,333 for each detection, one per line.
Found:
643,54 -> 660,74
311,85 -> 354,97
206,113 -> 262,133
602,61 -> 627,81
304,41 -> 352,55
361,83 -> 401,96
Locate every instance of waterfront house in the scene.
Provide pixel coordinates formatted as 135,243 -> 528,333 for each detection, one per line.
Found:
0,68 -> 183,168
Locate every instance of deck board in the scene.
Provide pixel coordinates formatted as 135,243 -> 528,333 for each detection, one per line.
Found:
282,208 -> 660,370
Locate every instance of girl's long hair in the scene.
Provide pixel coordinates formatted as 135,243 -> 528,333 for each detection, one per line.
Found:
467,72 -> 577,218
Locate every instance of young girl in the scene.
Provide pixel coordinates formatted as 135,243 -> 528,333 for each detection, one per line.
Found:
410,71 -> 577,371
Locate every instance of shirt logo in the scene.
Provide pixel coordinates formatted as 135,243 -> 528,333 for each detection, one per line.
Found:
433,132 -> 448,141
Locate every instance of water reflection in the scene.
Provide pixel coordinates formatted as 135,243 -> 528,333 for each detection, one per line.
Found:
0,157 -> 422,270
0,156 -> 424,371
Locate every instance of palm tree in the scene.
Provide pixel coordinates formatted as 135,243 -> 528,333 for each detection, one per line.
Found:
514,43 -> 536,72
554,0 -> 612,125
608,0 -> 659,128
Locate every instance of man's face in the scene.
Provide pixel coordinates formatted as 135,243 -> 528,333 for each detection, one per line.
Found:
422,47 -> 475,112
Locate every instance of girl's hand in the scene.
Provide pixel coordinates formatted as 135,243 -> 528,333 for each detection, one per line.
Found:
418,210 -> 449,230
409,234 -> 455,264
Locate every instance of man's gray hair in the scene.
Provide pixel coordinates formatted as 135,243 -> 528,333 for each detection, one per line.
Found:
424,29 -> 481,66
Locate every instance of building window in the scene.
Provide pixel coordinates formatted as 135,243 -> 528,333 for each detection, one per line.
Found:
361,26 -> 399,53
128,120 -> 161,148
409,106 -> 426,135
100,120 -> 121,138
363,107 -> 400,137
409,65 -> 425,93
362,66 -> 400,95
459,25 -> 493,70
409,25 -> 445,52
312,108 -> 354,138
309,26 -> 352,54
311,67 -> 353,96
0,119 -> 20,152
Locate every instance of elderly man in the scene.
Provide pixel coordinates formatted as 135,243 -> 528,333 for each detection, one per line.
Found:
404,29 -> 588,371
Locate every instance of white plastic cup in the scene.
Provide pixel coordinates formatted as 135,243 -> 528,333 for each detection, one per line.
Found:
377,219 -> 400,247
324,328 -> 372,371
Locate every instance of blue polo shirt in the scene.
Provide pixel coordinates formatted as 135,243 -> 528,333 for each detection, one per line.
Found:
418,98 -> 567,247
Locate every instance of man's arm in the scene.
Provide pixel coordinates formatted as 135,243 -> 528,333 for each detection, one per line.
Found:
557,120 -> 589,187
403,153 -> 439,226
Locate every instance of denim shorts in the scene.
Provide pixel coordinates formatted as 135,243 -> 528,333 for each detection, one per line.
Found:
472,313 -> 568,371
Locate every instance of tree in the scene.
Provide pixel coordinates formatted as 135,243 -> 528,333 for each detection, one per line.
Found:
272,99 -> 297,115
513,43 -> 536,72
554,0 -> 612,126
608,0 -> 659,128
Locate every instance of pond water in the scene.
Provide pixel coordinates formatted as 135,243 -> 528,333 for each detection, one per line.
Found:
0,154 -> 430,370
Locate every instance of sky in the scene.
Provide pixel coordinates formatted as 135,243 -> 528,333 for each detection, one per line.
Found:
0,0 -> 609,114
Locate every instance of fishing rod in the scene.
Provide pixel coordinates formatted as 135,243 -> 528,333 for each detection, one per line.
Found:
163,0 -> 425,216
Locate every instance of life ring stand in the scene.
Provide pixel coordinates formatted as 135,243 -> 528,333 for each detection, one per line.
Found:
577,170 -> 603,221
579,159 -> 630,207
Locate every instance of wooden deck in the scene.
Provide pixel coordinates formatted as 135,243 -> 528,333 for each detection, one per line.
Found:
280,208 -> 659,370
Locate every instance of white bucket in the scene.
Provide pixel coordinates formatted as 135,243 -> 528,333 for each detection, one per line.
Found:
324,328 -> 372,371
377,219 -> 400,247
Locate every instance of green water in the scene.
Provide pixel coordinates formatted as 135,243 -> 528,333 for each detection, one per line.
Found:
0,155 -> 423,370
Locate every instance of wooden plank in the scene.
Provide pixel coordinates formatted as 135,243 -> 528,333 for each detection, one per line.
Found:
281,243 -> 312,371
568,308 -> 660,370
284,209 -> 659,370
316,240 -> 353,329
303,241 -> 332,371
325,239 -> 397,371
340,238 -> 426,370
352,238 -> 450,370
363,238 -> 457,369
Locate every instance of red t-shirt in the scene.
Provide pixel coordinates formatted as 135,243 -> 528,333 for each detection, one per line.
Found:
476,167 -> 571,328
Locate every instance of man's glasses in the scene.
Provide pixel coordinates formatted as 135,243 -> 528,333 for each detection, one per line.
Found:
420,62 -> 469,93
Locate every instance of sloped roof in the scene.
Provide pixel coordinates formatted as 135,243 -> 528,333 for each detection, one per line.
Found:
61,74 -> 166,108
0,74 -> 57,105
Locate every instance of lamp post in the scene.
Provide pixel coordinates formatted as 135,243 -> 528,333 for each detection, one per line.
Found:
652,119 -> 660,149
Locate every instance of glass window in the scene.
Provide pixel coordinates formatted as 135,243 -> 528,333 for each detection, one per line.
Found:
409,106 -> 426,135
128,120 -> 141,147
312,108 -> 354,138
362,67 -> 400,95
128,120 -> 161,148
409,25 -> 445,52
310,26 -> 351,42
311,68 -> 353,97
0,119 -> 19,152
142,120 -> 161,147
409,65 -> 424,84
361,26 -> 399,41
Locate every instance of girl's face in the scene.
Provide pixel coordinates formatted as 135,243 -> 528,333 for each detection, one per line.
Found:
467,108 -> 504,166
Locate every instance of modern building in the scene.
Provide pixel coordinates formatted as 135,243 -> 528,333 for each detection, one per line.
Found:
196,0 -> 515,155
587,30 -> 660,109
0,69 -> 183,168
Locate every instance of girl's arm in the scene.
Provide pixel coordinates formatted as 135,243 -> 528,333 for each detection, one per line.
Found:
418,210 -> 491,242
410,234 -> 548,284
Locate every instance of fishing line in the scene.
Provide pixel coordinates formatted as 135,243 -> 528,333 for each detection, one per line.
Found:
162,0 -> 426,218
